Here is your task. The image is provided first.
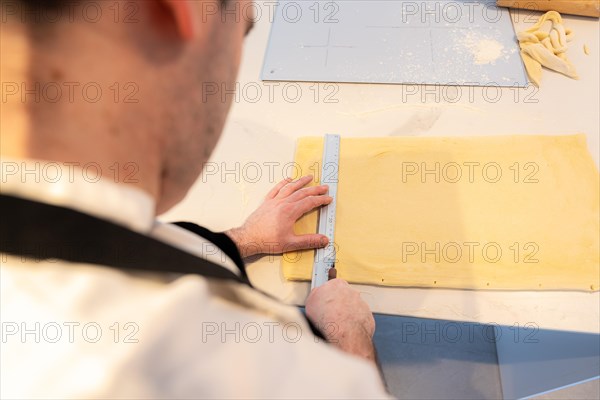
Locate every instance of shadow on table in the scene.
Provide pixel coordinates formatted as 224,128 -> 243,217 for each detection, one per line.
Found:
373,313 -> 600,400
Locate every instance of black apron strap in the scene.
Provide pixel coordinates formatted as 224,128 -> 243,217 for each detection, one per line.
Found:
0,194 -> 250,285
172,222 -> 249,282
0,194 -> 326,339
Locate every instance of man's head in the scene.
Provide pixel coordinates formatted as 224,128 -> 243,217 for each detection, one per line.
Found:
1,0 -> 254,213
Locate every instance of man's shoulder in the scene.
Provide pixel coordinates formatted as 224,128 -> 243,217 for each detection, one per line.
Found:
1,257 -> 389,398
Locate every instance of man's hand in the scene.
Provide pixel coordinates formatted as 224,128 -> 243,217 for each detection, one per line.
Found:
305,279 -> 377,363
226,176 -> 332,258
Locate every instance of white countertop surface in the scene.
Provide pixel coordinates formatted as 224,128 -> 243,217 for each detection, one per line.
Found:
161,3 -> 600,334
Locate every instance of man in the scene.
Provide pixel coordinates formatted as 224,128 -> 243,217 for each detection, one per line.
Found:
0,1 -> 390,398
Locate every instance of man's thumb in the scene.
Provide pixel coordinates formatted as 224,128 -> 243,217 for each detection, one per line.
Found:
292,234 -> 329,251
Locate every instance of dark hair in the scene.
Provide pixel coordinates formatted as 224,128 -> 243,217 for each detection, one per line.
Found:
9,0 -> 229,14
17,0 -> 228,8
19,0 -> 69,9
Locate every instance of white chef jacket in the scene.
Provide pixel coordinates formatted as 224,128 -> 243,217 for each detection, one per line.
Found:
0,158 -> 391,399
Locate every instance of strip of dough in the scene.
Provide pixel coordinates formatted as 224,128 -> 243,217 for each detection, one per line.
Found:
282,135 -> 599,291
517,11 -> 578,86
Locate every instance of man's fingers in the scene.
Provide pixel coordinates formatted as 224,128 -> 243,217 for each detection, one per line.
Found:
328,267 -> 337,280
288,234 -> 329,251
292,195 -> 333,218
276,175 -> 313,199
266,178 -> 292,199
286,184 -> 328,203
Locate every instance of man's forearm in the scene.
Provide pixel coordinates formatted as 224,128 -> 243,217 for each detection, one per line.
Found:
329,324 -> 376,362
330,328 -> 387,387
224,226 -> 260,258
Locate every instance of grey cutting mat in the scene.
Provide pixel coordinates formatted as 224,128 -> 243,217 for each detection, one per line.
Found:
495,326 -> 600,399
261,0 -> 529,87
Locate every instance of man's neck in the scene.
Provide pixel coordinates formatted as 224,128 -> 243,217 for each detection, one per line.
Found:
1,18 -> 162,214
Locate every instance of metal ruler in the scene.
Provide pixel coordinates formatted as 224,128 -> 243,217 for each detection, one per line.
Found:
311,134 -> 340,290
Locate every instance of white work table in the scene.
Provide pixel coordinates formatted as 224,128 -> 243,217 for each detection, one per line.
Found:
161,4 -> 600,336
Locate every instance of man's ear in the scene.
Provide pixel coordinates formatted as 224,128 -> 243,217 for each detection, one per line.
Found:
163,0 -> 197,41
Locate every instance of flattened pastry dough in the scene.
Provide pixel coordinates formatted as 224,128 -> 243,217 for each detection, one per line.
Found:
282,135 -> 599,291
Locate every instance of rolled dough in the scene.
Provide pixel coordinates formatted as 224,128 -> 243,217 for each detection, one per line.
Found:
282,135 -> 599,291
517,11 -> 578,86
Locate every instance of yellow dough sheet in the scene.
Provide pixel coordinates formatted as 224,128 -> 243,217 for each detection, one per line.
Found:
282,135 -> 600,291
